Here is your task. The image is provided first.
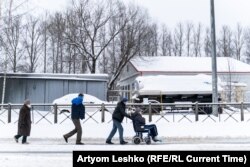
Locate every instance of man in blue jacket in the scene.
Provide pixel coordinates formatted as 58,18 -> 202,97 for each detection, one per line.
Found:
63,93 -> 85,145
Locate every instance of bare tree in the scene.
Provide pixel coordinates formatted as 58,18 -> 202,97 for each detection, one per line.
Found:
151,23 -> 159,56
185,22 -> 193,57
22,16 -> 43,72
107,4 -> 151,89
64,9 -> 82,74
65,0 -> 128,73
40,12 -> 49,73
98,26 -> 109,73
174,23 -> 184,56
244,28 -> 250,63
173,34 -> 178,56
217,25 -> 234,57
204,27 -> 211,57
192,23 -> 202,57
47,12 -> 66,73
1,0 -> 28,108
160,24 -> 172,56
233,23 -> 244,60
1,15 -> 23,72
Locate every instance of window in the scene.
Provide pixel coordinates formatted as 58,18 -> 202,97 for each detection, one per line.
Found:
132,83 -> 135,90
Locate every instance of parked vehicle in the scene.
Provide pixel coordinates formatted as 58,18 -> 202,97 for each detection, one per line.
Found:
134,99 -> 164,113
133,94 -> 223,114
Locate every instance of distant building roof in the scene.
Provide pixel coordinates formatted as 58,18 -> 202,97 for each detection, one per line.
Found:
130,56 -> 250,73
0,73 -> 109,81
135,74 -> 223,95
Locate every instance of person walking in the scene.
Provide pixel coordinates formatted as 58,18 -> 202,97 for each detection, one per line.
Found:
14,99 -> 32,144
106,97 -> 131,145
63,93 -> 85,145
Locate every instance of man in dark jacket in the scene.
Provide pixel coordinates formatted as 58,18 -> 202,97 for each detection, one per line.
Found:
63,93 -> 85,145
14,99 -> 32,144
106,97 -> 131,144
131,108 -> 160,142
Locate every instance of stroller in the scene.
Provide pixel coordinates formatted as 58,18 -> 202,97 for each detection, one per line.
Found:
132,118 -> 152,145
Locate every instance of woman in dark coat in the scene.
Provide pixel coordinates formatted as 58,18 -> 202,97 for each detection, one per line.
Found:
14,99 -> 32,144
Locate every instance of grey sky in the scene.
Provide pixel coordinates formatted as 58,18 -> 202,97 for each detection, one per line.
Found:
33,0 -> 250,30
132,0 -> 250,30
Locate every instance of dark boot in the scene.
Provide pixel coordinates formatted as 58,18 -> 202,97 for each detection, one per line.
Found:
14,136 -> 18,143
63,135 -> 68,143
152,136 -> 161,142
76,142 -> 84,145
120,141 -> 128,145
106,140 -> 114,144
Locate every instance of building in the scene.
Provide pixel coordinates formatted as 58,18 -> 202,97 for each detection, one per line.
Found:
118,56 -> 250,102
0,73 -> 109,103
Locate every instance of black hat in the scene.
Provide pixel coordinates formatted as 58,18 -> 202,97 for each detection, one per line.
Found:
78,93 -> 84,97
122,97 -> 128,102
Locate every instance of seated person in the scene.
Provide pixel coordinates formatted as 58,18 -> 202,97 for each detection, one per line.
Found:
131,108 -> 160,142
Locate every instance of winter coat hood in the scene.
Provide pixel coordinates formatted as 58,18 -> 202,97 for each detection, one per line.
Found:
72,96 -> 83,105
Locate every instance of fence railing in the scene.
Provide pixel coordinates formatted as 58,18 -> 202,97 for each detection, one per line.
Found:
1,102 -> 250,124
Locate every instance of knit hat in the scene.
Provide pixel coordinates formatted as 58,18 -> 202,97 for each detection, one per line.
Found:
24,99 -> 31,105
122,97 -> 128,102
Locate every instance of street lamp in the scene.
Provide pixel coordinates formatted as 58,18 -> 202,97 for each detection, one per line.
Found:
210,0 -> 218,116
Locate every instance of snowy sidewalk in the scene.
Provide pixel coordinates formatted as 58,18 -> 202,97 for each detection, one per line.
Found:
2,122 -> 250,167
2,137 -> 250,152
2,116 -> 250,152
2,140 -> 250,167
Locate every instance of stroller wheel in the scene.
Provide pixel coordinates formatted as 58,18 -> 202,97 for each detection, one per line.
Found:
144,137 -> 151,145
133,137 -> 141,144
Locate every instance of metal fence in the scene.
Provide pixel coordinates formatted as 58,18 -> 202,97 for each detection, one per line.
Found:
1,102 -> 250,124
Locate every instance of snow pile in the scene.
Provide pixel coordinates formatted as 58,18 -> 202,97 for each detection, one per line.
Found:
52,93 -> 106,104
135,74 -> 223,95
131,56 -> 250,72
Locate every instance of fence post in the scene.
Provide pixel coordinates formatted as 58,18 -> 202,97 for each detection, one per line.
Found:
240,102 -> 244,122
195,102 -> 199,121
54,104 -> 58,124
8,103 -> 11,123
101,103 -> 105,123
149,103 -> 152,122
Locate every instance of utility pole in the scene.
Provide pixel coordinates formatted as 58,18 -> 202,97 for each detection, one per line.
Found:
0,0 -> 4,110
210,0 -> 218,116
1,0 -> 13,109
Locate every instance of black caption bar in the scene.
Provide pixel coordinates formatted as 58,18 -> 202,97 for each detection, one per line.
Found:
73,151 -> 250,167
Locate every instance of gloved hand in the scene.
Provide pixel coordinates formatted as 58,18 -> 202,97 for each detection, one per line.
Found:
127,115 -> 132,120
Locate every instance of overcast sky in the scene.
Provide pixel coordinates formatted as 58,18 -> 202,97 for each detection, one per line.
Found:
32,0 -> 250,30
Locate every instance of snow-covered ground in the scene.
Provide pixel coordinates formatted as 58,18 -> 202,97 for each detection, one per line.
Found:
1,110 -> 250,167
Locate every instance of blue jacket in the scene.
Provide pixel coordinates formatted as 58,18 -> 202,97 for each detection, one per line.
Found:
71,96 -> 85,120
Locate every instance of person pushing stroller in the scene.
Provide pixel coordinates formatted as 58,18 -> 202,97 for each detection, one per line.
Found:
131,107 -> 160,142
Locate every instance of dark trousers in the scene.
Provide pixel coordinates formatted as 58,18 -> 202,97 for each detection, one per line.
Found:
106,119 -> 124,142
144,124 -> 158,137
15,135 -> 27,143
64,119 -> 82,143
